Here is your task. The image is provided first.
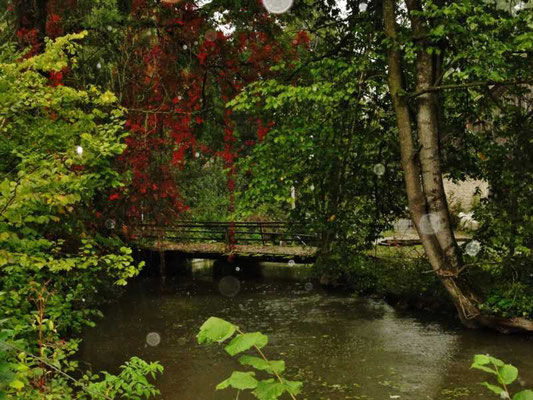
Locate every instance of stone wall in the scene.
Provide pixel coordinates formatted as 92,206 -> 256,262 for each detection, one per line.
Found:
443,178 -> 489,212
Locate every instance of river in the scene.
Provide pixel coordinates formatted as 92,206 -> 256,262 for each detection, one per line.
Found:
79,260 -> 533,400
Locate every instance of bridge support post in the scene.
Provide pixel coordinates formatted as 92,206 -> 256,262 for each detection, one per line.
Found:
159,250 -> 166,281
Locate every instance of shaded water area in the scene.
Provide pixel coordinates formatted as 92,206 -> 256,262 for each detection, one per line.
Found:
80,259 -> 533,400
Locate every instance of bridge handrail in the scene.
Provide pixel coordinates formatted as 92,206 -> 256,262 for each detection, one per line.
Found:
132,221 -> 319,247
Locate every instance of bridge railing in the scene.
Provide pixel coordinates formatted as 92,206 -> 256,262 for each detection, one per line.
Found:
133,221 -> 319,247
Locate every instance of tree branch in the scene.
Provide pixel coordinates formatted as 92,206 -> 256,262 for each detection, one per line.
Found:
407,79 -> 533,98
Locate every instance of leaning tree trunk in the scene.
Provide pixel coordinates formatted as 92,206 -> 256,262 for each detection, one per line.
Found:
383,0 -> 533,332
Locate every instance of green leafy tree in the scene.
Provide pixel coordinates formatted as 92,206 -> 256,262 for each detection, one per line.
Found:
382,0 -> 532,330
0,32 -> 156,397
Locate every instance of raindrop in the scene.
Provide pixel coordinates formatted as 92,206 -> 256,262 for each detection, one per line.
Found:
359,2 -> 368,12
235,266 -> 241,272
418,213 -> 442,235
304,282 -> 313,291
177,337 -> 187,346
218,276 -> 240,297
195,152 -> 200,158
183,44 -> 188,50
465,240 -> 481,257
373,163 -> 386,176
107,25 -> 112,31
194,41 -> 198,45
76,145 -> 83,157
288,259 -> 295,267
146,332 -> 161,347
105,219 -> 116,230
96,62 -> 102,69
310,184 -> 315,191
262,0 -> 294,14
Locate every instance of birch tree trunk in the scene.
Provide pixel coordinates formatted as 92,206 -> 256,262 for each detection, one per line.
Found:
383,0 -> 533,332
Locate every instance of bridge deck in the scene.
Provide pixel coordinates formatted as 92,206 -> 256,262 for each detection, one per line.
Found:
132,221 -> 320,262
147,241 -> 318,262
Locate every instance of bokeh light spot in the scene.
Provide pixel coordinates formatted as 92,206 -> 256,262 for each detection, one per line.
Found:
393,218 -> 410,232
418,213 -> 442,235
262,0 -> 294,14
146,332 -> 161,347
205,30 -> 217,41
373,163 -> 385,176
218,276 -> 241,297
465,240 -> 481,257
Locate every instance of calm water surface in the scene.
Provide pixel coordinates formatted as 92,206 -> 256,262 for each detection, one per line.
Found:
80,261 -> 533,400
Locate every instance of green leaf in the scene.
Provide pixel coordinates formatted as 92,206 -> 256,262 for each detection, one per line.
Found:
471,364 -> 498,375
514,390 -> 533,400
197,317 -> 237,344
473,354 -> 491,366
489,356 -> 505,367
225,332 -> 268,356
216,371 -> 258,391
480,382 -> 505,395
252,379 -> 286,400
283,379 -> 303,396
238,355 -> 285,374
9,379 -> 24,390
498,364 -> 518,385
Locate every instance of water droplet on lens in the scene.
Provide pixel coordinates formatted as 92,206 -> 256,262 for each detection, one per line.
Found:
146,332 -> 161,347
235,267 -> 240,272
107,25 -> 112,31
183,44 -> 188,50
304,282 -> 313,291
105,219 -> 116,229
205,30 -> 217,41
373,163 -> 385,176
393,218 -> 410,232
418,213 -> 442,235
218,276 -> 240,297
465,240 -> 481,257
96,62 -> 102,69
177,337 -> 187,346
76,145 -> 83,156
262,0 -> 294,14
288,259 -> 295,266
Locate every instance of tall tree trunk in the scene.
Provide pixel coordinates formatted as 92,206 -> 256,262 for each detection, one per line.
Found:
15,0 -> 48,39
383,0 -> 533,332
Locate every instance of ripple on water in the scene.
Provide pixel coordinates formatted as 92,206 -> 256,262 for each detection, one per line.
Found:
80,269 -> 533,400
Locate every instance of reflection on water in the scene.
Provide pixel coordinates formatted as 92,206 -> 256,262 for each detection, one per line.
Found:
80,260 -> 533,400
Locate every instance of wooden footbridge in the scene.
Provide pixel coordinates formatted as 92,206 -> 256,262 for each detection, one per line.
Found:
133,221 -> 320,263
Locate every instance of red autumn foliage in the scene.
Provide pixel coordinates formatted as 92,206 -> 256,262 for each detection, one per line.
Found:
11,0 -> 309,238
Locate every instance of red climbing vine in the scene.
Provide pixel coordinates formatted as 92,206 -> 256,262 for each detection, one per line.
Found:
10,0 -> 309,246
